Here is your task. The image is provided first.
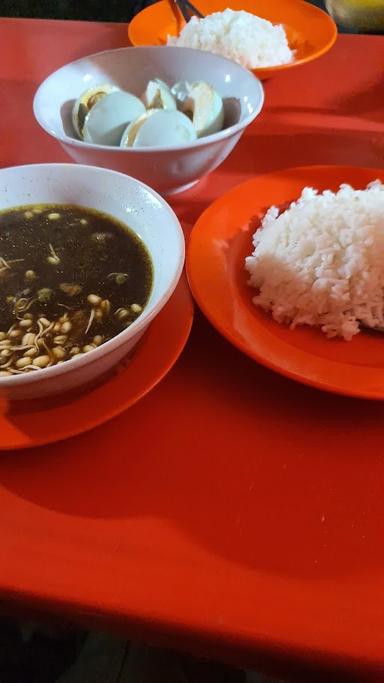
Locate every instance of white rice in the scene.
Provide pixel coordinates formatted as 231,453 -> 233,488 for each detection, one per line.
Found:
245,182 -> 384,341
167,8 -> 294,68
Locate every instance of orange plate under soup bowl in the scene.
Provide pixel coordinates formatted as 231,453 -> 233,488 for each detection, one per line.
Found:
0,276 -> 193,450
128,0 -> 338,80
187,165 -> 384,400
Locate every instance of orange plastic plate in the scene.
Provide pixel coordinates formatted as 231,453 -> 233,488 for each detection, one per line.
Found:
128,0 -> 337,80
0,277 -> 193,450
187,165 -> 384,399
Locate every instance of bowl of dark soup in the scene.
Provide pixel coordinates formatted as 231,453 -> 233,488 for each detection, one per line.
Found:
0,163 -> 184,400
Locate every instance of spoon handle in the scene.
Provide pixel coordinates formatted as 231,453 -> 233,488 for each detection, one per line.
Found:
173,0 -> 204,22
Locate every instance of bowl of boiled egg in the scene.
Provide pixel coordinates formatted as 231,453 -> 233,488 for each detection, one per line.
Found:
33,46 -> 264,195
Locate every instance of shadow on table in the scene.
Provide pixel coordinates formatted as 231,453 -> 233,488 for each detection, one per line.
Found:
233,126 -> 383,176
172,123 -> 384,212
266,76 -> 384,125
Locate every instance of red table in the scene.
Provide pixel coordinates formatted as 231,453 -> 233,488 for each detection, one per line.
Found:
1,17 -> 384,682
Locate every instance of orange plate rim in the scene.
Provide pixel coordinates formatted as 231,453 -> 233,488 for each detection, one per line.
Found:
0,277 -> 194,450
186,165 -> 384,400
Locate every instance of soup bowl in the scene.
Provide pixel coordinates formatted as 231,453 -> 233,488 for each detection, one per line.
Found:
33,46 -> 264,195
0,163 -> 185,401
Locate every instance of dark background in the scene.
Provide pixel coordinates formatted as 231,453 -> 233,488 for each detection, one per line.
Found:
0,0 -> 326,23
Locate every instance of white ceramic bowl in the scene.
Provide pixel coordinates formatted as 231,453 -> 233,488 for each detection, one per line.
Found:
33,46 -> 264,195
0,163 -> 185,401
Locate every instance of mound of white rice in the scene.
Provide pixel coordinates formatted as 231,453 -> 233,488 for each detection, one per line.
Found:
167,8 -> 294,68
245,182 -> 384,340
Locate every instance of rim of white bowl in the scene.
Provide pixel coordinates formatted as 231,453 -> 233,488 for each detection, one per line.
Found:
0,162 -> 185,385
33,45 -> 264,153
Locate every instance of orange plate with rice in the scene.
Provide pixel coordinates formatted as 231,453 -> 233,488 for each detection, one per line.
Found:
128,0 -> 337,80
186,165 -> 384,399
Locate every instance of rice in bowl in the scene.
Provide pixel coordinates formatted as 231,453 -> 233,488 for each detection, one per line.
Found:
167,8 -> 294,69
245,181 -> 384,341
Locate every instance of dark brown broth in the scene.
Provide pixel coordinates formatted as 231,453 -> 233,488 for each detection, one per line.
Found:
0,204 -> 152,373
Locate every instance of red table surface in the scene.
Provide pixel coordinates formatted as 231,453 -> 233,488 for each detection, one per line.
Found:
1,17 -> 384,681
